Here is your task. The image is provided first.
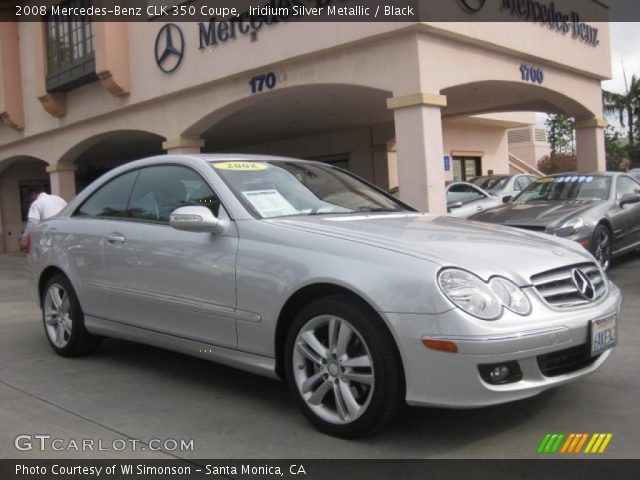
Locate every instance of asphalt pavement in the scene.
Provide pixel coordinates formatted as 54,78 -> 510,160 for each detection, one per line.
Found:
0,251 -> 638,459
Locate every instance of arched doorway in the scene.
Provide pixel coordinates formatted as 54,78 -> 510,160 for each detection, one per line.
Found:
183,84 -> 396,188
59,130 -> 165,192
0,156 -> 48,253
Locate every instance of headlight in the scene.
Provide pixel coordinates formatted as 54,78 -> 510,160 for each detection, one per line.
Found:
489,277 -> 532,316
553,217 -> 584,237
438,269 -> 502,320
438,268 -> 531,320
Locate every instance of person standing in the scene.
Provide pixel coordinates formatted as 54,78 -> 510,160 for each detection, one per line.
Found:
19,187 -> 67,250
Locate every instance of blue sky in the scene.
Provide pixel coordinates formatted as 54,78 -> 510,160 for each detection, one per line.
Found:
602,23 -> 640,95
536,23 -> 638,127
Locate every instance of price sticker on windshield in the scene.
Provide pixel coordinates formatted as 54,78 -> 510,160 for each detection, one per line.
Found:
214,162 -> 268,171
555,176 -> 594,183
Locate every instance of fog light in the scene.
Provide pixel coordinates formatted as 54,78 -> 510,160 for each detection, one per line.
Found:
490,366 -> 511,382
478,361 -> 522,385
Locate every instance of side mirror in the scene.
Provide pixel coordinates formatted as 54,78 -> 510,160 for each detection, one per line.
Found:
169,206 -> 227,234
447,201 -> 463,212
502,195 -> 513,203
620,193 -> 640,208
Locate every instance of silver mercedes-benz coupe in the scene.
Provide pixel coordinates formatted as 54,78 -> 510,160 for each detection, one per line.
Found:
25,155 -> 622,438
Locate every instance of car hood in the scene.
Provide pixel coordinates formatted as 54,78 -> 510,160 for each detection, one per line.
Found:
469,200 -> 600,228
268,213 -> 592,285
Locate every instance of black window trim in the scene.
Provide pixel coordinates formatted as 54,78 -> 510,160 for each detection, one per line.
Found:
45,0 -> 97,92
72,163 -> 231,225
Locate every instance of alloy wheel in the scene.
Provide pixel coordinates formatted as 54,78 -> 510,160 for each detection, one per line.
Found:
292,315 -> 375,425
593,227 -> 611,270
43,284 -> 73,348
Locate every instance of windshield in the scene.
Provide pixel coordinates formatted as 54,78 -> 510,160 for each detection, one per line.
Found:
515,175 -> 611,204
211,161 -> 409,219
470,176 -> 509,191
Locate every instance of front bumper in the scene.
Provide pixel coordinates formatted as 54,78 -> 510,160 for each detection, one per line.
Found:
384,282 -> 622,408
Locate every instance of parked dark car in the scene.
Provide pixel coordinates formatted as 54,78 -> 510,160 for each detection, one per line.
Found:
469,172 -> 640,269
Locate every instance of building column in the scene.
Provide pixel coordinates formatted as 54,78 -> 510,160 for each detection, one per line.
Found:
387,93 -> 447,214
0,22 -> 25,130
47,164 -> 77,201
371,145 -> 394,191
162,137 -> 205,154
370,124 -> 396,191
574,118 -> 607,172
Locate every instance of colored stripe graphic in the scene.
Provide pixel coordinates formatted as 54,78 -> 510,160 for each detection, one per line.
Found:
537,434 -> 552,453
539,433 -> 613,454
537,433 -> 565,453
585,433 -> 614,454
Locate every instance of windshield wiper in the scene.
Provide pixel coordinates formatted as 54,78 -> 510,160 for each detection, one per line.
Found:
355,207 -> 404,213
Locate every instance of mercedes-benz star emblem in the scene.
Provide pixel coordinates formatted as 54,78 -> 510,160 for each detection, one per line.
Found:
571,268 -> 596,301
459,0 -> 487,13
155,24 -> 184,73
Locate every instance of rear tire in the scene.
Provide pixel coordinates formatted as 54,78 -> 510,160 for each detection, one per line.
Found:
284,295 -> 404,438
42,274 -> 101,357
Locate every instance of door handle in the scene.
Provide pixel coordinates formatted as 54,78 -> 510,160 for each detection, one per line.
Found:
107,234 -> 126,244
476,206 -> 483,211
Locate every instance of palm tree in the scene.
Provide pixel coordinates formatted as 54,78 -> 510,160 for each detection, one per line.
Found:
603,74 -> 640,147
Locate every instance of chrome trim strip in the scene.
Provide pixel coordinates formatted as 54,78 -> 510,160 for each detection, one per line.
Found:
83,281 -> 261,322
422,326 -> 569,343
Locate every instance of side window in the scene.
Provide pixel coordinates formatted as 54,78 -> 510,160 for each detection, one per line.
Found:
514,177 -> 524,191
128,165 -> 220,223
447,184 -> 485,206
617,176 -> 640,200
74,171 -> 138,218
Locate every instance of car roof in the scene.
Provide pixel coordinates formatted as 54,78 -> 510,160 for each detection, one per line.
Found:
196,154 -> 310,163
472,174 -> 510,178
542,171 -> 620,178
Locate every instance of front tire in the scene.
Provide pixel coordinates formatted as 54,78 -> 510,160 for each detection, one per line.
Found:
42,274 -> 101,357
591,224 -> 612,271
284,295 -> 404,438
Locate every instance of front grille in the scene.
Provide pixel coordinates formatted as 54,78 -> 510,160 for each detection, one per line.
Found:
537,344 -> 599,377
531,263 -> 606,308
511,225 -> 547,232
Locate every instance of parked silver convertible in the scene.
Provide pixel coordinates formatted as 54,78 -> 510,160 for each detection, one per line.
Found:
26,155 -> 622,438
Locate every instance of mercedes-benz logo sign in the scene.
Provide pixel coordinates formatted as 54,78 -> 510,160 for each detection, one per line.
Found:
459,0 -> 486,13
155,24 -> 184,73
571,268 -> 596,301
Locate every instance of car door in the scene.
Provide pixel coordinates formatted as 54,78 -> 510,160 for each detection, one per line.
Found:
103,164 -> 239,349
67,170 -> 140,320
447,183 -> 493,218
610,175 -> 640,251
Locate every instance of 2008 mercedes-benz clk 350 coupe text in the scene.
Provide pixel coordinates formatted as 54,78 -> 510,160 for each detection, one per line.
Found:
26,155 -> 622,438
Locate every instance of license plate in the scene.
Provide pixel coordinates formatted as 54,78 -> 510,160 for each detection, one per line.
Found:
590,316 -> 617,357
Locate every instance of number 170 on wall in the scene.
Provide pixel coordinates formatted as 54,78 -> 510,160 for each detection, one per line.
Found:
250,72 -> 278,94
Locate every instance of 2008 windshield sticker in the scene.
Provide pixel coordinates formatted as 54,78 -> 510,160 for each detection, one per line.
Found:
214,162 -> 268,171
555,175 -> 594,183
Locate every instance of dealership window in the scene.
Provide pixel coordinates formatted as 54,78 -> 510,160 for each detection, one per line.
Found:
452,156 -> 481,182
45,0 -> 97,92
